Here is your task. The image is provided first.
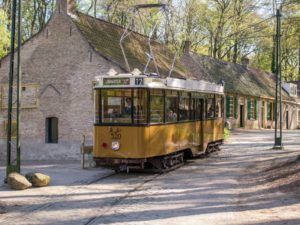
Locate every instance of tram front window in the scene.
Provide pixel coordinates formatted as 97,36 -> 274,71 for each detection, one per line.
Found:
101,89 -> 132,123
100,89 -> 148,124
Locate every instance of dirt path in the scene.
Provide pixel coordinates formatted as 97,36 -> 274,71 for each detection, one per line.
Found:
0,129 -> 299,225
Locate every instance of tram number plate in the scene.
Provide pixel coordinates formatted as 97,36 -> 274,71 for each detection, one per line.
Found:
135,78 -> 144,85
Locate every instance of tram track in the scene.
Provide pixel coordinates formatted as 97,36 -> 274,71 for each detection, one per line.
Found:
84,173 -> 162,225
0,171 -> 117,224
0,170 -> 163,225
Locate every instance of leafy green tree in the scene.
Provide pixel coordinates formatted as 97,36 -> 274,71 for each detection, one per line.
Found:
0,9 -> 10,58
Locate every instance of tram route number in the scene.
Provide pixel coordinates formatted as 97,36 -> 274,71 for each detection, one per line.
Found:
135,78 -> 144,85
109,127 -> 121,140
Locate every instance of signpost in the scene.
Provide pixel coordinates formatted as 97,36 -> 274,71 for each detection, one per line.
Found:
273,6 -> 283,150
5,0 -> 21,182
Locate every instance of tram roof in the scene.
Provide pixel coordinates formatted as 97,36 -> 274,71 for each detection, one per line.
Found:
94,74 -> 224,94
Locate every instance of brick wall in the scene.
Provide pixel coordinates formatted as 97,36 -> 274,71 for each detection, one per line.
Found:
0,9 -> 123,160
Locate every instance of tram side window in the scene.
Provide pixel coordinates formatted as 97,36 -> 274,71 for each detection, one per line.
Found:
179,92 -> 190,121
195,98 -> 204,120
101,89 -> 132,124
215,96 -> 223,118
133,89 -> 148,124
150,90 -> 164,123
206,95 -> 215,118
190,98 -> 195,120
165,90 -> 178,122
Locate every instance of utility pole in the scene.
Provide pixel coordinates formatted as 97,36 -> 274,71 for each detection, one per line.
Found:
5,0 -> 22,182
273,8 -> 283,150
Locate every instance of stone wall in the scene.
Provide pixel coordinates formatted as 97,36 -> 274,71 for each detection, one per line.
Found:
0,9 -> 123,160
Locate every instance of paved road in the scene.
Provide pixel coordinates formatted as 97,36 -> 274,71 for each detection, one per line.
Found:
0,129 -> 299,225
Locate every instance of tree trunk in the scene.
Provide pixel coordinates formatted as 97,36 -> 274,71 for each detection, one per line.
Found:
233,39 -> 238,63
298,36 -> 300,79
271,35 -> 276,74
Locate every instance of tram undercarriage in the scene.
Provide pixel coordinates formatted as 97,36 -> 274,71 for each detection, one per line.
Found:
94,140 -> 223,173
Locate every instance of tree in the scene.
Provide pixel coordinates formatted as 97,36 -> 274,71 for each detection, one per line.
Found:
0,8 -> 10,58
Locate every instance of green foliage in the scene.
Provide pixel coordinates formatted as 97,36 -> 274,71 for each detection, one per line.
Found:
0,0 -> 298,81
0,9 -> 10,58
224,127 -> 231,141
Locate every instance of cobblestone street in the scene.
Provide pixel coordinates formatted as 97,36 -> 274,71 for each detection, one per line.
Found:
0,129 -> 299,225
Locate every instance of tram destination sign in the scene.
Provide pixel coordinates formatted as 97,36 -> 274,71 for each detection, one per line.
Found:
103,78 -> 130,86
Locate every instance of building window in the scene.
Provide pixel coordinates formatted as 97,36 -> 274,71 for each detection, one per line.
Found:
226,96 -> 234,118
267,101 -> 274,120
248,98 -> 258,120
46,117 -> 58,143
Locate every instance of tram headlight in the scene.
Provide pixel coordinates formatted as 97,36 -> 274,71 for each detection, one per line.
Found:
111,141 -> 120,151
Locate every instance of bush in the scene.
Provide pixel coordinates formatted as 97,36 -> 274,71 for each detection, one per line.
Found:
224,127 -> 231,141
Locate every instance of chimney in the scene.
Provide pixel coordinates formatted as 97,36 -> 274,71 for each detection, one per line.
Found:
56,0 -> 77,15
241,57 -> 250,68
183,40 -> 191,55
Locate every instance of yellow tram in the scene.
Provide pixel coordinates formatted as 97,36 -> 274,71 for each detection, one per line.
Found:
93,73 -> 224,172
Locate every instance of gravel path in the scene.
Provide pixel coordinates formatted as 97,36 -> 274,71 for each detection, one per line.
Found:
0,129 -> 299,225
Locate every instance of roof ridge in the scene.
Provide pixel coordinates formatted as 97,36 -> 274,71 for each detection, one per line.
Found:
76,11 -> 164,46
192,52 -> 275,76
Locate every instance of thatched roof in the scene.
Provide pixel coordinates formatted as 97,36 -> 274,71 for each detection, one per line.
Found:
73,12 -> 188,79
181,53 -> 295,101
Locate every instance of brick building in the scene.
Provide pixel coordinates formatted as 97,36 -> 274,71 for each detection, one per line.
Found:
0,0 -> 186,160
181,51 -> 299,130
0,0 -> 298,160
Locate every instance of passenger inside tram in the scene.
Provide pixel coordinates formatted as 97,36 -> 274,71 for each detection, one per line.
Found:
124,97 -> 135,115
167,109 -> 177,121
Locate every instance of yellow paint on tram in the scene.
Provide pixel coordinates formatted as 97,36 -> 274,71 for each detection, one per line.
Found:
93,118 -> 223,159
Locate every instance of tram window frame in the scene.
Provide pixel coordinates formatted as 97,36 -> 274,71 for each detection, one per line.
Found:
206,95 -> 216,119
215,95 -> 223,118
95,90 -> 101,124
165,90 -> 179,123
190,97 -> 195,120
195,98 -> 204,120
100,89 -> 133,125
150,89 -> 164,124
192,93 -> 205,121
179,92 -> 191,121
133,89 -> 148,125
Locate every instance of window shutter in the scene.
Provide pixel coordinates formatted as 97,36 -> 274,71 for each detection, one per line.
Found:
247,98 -> 251,120
267,101 -> 271,120
234,97 -> 238,119
272,102 -> 275,120
226,96 -> 230,118
255,98 -> 259,120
